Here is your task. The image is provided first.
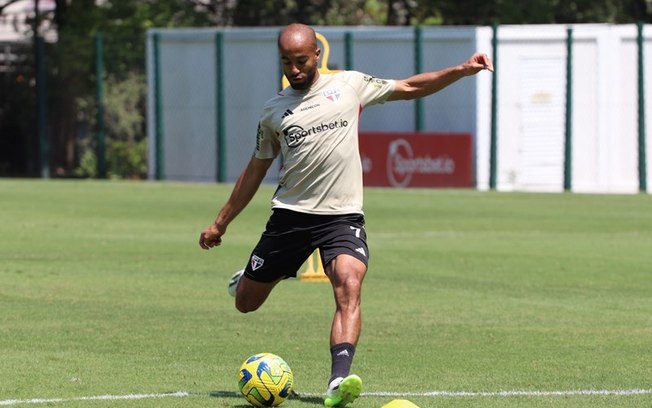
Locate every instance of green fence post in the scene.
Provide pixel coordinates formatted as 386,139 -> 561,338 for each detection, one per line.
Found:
564,27 -> 573,192
414,26 -> 424,132
637,22 -> 647,192
153,32 -> 164,180
36,35 -> 49,179
215,31 -> 226,183
344,32 -> 353,70
489,23 -> 499,190
95,32 -> 106,179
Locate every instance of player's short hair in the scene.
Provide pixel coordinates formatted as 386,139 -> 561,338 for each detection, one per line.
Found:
277,23 -> 317,50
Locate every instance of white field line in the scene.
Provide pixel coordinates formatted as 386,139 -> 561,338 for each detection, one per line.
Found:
1,389 -> 651,406
0,392 -> 191,406
363,389 -> 652,397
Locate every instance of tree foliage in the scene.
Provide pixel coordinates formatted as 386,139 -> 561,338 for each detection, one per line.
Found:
421,0 -> 651,26
185,0 -> 651,26
44,0 -> 215,176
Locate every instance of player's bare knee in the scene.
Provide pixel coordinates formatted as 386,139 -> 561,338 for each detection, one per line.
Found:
235,302 -> 258,313
235,296 -> 261,313
334,277 -> 362,309
339,275 -> 362,295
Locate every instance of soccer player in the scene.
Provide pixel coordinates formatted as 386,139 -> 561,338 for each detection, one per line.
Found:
199,23 -> 492,407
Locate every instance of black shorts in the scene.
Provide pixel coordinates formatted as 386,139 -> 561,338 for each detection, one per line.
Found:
243,209 -> 369,283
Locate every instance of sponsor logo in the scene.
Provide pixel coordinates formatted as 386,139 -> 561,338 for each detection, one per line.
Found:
283,119 -> 349,148
386,139 -> 455,187
255,123 -> 264,152
363,75 -> 388,88
323,88 -> 342,102
355,247 -> 367,257
300,103 -> 320,111
336,350 -> 350,357
250,255 -> 265,271
361,155 -> 373,173
281,109 -> 294,118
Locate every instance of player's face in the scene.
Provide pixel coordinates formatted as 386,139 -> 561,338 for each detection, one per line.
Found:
279,42 -> 320,90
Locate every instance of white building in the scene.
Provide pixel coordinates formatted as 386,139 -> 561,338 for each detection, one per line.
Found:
0,0 -> 56,42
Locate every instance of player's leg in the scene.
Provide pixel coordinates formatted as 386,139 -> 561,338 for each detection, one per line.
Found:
234,275 -> 281,313
323,254 -> 366,407
230,209 -> 312,313
326,253 -> 367,347
314,213 -> 369,407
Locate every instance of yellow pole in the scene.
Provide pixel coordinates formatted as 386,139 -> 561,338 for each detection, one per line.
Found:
300,250 -> 329,282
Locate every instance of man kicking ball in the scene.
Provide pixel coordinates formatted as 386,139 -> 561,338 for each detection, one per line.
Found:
200,23 -> 493,407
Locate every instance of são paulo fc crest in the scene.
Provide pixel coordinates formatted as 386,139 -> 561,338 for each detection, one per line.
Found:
250,255 -> 265,271
323,88 -> 342,102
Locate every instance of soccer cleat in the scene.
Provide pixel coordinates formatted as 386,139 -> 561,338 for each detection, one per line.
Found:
228,269 -> 244,297
324,374 -> 362,407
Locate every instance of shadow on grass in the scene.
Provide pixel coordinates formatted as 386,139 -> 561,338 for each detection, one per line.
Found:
207,390 -> 323,405
289,392 -> 324,405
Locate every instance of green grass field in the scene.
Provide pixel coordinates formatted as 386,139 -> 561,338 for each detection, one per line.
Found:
1,179 -> 651,408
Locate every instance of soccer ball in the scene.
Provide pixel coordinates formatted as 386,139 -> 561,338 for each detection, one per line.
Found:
238,353 -> 294,407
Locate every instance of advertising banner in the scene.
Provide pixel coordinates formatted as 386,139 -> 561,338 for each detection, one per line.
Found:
359,132 -> 473,187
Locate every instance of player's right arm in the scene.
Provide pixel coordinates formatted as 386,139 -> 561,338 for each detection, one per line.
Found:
199,156 -> 275,250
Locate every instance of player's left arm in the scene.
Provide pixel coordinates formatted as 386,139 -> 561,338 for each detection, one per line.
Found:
387,52 -> 493,101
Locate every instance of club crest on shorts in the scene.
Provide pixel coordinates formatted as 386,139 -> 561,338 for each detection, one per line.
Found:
250,255 -> 265,271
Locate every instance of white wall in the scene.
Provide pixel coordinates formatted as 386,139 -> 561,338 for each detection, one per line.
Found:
477,24 -> 651,193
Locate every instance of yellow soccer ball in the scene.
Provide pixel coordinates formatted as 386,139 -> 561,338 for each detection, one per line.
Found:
237,353 -> 294,407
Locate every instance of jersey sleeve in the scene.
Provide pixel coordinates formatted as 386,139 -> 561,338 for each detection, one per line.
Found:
253,120 -> 279,160
342,71 -> 395,108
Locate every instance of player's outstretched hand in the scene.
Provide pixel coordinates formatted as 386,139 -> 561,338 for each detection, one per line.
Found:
199,223 -> 225,250
464,52 -> 494,75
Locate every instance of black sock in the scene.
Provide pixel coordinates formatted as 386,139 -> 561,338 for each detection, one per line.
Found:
328,342 -> 356,385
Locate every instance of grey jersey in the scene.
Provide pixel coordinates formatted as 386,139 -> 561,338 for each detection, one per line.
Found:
255,71 -> 395,215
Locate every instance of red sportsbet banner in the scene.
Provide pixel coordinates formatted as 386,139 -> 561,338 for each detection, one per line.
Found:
359,132 -> 473,187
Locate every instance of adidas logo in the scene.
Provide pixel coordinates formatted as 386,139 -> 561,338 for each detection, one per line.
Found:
281,109 -> 294,118
336,350 -> 350,357
355,247 -> 366,257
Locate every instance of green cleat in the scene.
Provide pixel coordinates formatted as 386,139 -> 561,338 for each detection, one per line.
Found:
324,374 -> 362,407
